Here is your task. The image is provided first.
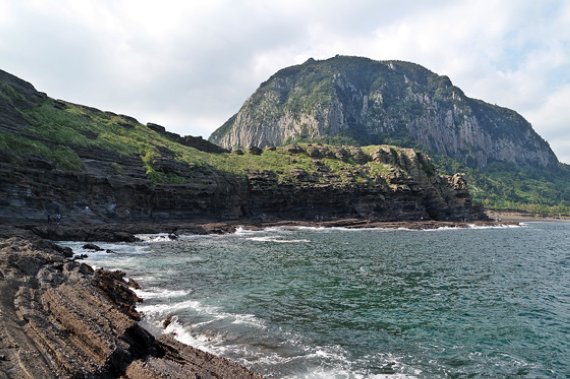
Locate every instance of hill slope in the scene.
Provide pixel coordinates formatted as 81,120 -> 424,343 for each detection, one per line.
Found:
210,56 -> 557,169
0,68 -> 485,223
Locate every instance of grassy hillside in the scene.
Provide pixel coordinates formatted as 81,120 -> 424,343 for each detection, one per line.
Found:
434,156 -> 570,217
0,95 -> 417,186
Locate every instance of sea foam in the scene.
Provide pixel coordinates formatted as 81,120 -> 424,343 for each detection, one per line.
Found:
245,236 -> 311,244
134,287 -> 192,300
136,233 -> 176,243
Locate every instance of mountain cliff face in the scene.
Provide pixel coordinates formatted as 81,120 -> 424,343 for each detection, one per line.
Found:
210,56 -> 557,169
0,68 -> 485,223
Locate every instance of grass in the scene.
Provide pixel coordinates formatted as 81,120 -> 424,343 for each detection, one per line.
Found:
0,130 -> 84,171
434,156 -> 570,217
6,98 -> 419,186
0,83 -> 25,103
13,96 -> 566,217
110,162 -> 124,175
4,66 -> 567,219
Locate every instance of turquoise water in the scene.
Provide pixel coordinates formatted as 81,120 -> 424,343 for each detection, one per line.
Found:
63,222 -> 570,378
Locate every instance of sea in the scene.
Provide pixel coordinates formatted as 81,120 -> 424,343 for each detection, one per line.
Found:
60,221 -> 570,378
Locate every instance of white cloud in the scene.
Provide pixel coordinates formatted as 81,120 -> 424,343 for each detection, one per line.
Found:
0,0 -> 568,162
525,83 -> 570,163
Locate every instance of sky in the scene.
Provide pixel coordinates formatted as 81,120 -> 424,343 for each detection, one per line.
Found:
1,0 -> 569,163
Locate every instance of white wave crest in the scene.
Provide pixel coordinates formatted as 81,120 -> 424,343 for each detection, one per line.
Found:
163,317 -> 218,353
137,299 -> 200,316
57,241 -> 143,254
134,287 -> 191,300
466,223 -> 522,230
138,297 -> 266,331
245,236 -> 311,243
136,233 -> 178,242
233,227 -> 261,236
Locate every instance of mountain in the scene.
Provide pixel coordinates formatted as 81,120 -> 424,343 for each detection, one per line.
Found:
210,56 -> 557,169
0,68 -> 485,223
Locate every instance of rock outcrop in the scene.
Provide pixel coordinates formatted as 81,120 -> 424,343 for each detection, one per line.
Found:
146,122 -> 227,154
0,145 -> 485,223
209,56 -> 558,169
243,146 -> 482,221
0,236 -> 263,378
0,66 -> 486,224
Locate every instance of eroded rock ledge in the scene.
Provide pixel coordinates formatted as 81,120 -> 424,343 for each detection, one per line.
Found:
0,237 -> 262,378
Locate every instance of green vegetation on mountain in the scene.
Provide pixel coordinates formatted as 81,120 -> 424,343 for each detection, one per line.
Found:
5,81 -> 485,224
210,55 -> 557,169
209,56 -> 568,217
0,83 -> 416,187
435,156 -> 570,217
271,134 -> 570,217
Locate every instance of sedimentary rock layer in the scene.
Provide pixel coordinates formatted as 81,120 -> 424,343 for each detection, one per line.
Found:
0,236 -> 262,378
0,145 -> 485,224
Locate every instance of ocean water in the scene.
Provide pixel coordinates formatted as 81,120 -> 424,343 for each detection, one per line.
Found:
61,222 -> 570,378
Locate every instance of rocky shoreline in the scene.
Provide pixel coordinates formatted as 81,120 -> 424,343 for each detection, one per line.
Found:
0,231 -> 264,378
0,219 -> 516,378
3,218 -> 519,243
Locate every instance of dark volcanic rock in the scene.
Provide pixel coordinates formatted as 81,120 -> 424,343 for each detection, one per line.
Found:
242,147 -> 484,222
146,122 -> 167,133
0,237 -> 262,378
147,122 -> 227,153
55,244 -> 74,258
31,226 -> 140,242
181,135 -> 227,153
5,144 -> 485,224
92,268 -> 142,320
83,243 -> 103,251
249,146 -> 263,155
26,157 -> 55,170
127,278 -> 141,290
284,144 -> 305,154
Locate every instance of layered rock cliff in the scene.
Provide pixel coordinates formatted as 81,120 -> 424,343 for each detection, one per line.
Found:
0,144 -> 484,223
209,56 -> 557,169
0,67 -> 485,223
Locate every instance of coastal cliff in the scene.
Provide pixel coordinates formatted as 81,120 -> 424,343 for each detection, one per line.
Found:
0,145 -> 484,223
0,235 -> 263,378
0,68 -> 485,223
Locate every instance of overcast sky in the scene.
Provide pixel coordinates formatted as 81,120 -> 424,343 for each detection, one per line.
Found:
1,0 -> 569,163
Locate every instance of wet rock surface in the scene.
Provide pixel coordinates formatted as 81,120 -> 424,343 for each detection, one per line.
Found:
0,236 -> 263,378
83,243 -> 103,251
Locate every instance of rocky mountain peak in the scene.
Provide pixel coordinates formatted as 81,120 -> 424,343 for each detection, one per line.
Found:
209,56 -> 557,169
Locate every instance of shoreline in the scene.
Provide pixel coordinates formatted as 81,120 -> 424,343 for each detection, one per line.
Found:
0,232 -> 264,378
2,218 -> 521,243
485,210 -> 570,223
0,218 -> 521,378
